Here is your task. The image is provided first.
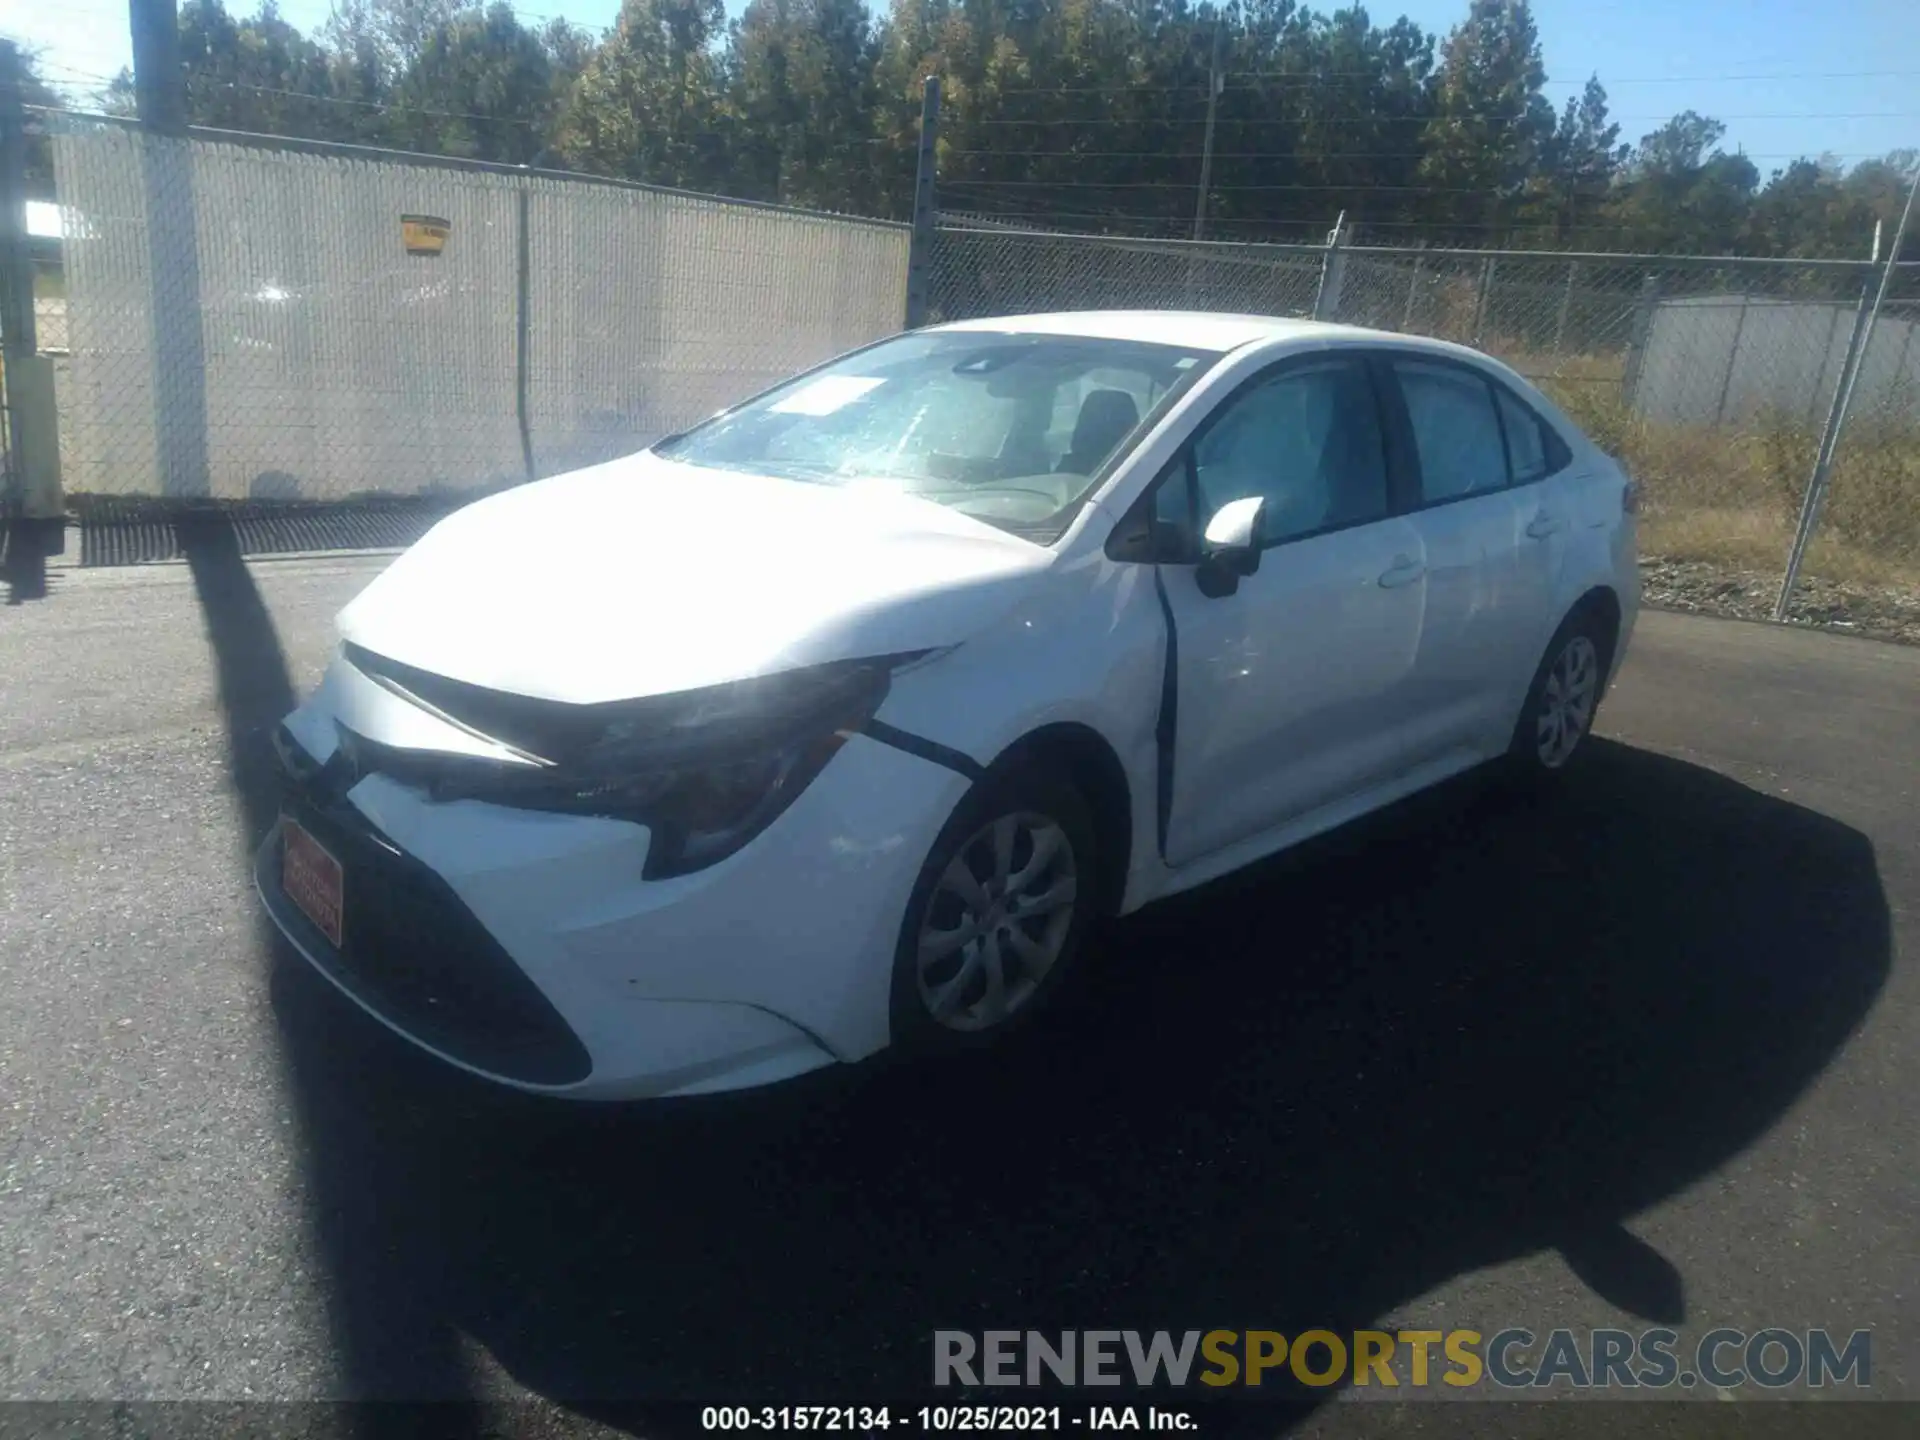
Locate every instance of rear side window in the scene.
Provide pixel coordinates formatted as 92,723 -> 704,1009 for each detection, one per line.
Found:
1492,384 -> 1570,484
1393,360 -> 1508,503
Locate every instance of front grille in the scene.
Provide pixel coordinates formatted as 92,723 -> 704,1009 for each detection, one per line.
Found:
266,771 -> 593,1087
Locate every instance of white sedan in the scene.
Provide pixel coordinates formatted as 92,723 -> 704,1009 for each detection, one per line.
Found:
258,311 -> 1639,1098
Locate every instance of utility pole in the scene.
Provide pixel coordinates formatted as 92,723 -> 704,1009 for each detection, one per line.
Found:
1,38 -> 62,530
0,40 -> 34,362
905,74 -> 941,328
129,0 -> 187,133
1191,14 -> 1224,242
129,0 -> 209,496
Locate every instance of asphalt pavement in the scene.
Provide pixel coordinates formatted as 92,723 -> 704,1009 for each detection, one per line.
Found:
2,550 -> 1916,1435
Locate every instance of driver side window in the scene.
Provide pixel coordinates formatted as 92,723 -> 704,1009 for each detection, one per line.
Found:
1190,359 -> 1390,545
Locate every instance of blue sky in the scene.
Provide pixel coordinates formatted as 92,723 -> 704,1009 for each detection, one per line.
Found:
8,0 -> 1916,181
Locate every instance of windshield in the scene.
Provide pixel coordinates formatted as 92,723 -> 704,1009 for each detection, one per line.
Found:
652,330 -> 1216,537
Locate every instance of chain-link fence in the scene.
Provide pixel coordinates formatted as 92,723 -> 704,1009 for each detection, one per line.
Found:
931,216 -> 1920,641
1792,261 -> 1920,639
929,218 -> 1326,321
46,115 -> 909,501
23,124 -> 1920,640
0,364 -> 12,506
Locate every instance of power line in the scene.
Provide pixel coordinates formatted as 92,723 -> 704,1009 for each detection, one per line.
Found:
943,206 -> 1332,234
938,194 -> 1589,231
182,77 -> 872,148
961,111 -> 1918,128
941,204 -> 1662,238
996,69 -> 1920,94
1539,69 -> 1920,84
943,178 -> 1551,194
948,201 -> 1655,234
1351,216 -> 1650,232
946,147 -> 1892,162
0,0 -> 127,21
110,68 -> 1802,135
45,80 -> 888,156
33,62 -> 124,85
965,113 -> 1520,127
185,76 -> 542,126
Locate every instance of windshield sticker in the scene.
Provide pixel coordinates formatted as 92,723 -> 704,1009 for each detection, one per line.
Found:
770,375 -> 887,416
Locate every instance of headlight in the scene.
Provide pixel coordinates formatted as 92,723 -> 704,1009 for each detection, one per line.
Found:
572,724 -> 853,879
383,657 -> 901,879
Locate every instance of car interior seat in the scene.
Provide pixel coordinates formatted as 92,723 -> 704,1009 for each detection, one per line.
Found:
1057,389 -> 1141,475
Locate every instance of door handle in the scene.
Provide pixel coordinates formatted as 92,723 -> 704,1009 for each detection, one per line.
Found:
1377,556 -> 1425,588
1526,512 -> 1567,539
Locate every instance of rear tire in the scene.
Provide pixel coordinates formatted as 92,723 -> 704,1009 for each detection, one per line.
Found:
1507,610 -> 1612,779
889,760 -> 1098,1055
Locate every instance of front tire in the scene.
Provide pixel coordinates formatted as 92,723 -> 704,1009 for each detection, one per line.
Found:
1508,612 -> 1610,777
889,761 -> 1098,1054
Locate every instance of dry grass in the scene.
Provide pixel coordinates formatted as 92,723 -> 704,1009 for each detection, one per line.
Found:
1498,350 -> 1920,593
1637,507 -> 1920,590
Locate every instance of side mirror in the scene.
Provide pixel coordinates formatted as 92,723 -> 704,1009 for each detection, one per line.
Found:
1196,495 -> 1265,598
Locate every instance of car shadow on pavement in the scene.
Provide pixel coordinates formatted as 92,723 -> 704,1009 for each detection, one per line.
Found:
260,737 -> 1890,1434
173,512 -> 486,1439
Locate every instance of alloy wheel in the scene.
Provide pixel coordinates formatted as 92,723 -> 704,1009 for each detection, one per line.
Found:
915,810 -> 1080,1032
1536,634 -> 1600,769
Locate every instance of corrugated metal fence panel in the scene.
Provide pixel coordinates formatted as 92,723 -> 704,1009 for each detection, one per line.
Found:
1633,298 -> 1754,427
1848,301 -> 1920,420
1631,296 -> 1907,428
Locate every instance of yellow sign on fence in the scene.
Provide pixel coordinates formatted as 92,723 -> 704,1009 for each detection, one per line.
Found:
401,214 -> 451,256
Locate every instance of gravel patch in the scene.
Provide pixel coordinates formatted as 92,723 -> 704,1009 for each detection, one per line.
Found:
1641,557 -> 1920,647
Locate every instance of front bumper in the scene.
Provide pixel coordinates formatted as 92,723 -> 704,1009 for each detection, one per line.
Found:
256,709 -> 967,1099
259,785 -> 596,1086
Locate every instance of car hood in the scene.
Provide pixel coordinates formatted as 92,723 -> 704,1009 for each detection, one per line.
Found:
336,453 -> 1056,704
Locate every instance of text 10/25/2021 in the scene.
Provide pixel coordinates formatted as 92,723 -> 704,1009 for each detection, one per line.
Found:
701,1407 -> 1196,1432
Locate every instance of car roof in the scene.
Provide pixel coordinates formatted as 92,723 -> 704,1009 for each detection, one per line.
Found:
930,309 -> 1379,354
927,310 -> 1523,374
